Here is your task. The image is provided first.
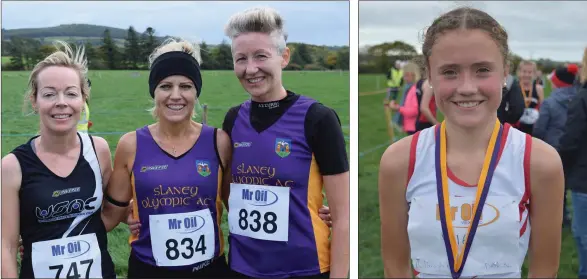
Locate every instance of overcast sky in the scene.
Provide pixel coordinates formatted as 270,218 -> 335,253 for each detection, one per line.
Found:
360,1 -> 587,62
1,1 -> 349,46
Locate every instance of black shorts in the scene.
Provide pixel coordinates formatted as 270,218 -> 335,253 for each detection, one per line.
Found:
127,251 -> 231,278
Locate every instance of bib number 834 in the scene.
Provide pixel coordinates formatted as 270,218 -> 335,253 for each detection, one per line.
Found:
238,209 -> 277,234
165,235 -> 206,261
49,259 -> 93,279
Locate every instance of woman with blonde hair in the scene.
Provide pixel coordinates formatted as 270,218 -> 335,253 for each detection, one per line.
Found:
379,7 -> 563,278
388,62 -> 425,135
222,6 -> 349,278
559,46 -> 587,278
101,38 -> 235,278
1,41 -> 117,278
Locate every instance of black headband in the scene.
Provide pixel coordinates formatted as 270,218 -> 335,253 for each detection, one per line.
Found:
148,51 -> 202,98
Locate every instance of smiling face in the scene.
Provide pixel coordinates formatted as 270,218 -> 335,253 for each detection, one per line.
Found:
32,65 -> 85,134
231,32 -> 290,102
518,62 -> 535,85
153,75 -> 197,123
428,29 -> 506,129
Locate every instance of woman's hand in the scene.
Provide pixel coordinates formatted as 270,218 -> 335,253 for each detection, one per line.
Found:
319,205 -> 332,227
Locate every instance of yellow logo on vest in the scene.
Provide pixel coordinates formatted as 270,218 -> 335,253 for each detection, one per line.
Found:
196,160 -> 211,177
275,138 -> 291,158
436,202 -> 500,228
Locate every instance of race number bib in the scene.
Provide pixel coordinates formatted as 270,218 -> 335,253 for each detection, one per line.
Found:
519,108 -> 539,124
407,196 -> 521,276
32,233 -> 102,279
149,209 -> 215,267
228,183 -> 290,241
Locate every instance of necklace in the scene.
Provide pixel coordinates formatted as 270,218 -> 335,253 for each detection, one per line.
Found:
162,138 -> 177,156
158,127 -> 178,156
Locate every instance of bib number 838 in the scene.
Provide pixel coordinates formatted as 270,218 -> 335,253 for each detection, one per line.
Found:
49,259 -> 93,279
238,209 -> 277,234
165,235 -> 207,261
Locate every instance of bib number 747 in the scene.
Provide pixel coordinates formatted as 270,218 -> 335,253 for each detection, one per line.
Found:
228,183 -> 290,242
32,233 -> 102,279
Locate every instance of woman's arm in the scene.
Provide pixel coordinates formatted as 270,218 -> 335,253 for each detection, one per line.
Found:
379,136 -> 412,278
527,137 -> 563,278
216,129 -> 232,210
92,136 -> 125,232
102,132 -> 136,231
1,154 -> 22,278
307,105 -> 349,278
323,172 -> 350,279
420,80 -> 438,125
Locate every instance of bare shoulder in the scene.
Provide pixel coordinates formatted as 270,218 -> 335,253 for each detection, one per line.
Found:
529,137 -> 563,189
117,131 -> 137,152
1,153 -> 22,191
380,135 -> 413,175
90,136 -> 111,154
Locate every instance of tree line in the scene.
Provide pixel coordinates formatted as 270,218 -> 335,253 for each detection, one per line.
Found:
359,40 -> 576,75
2,26 -> 349,71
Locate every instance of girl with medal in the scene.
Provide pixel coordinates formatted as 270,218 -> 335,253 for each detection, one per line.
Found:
378,7 -> 564,278
516,61 -> 544,135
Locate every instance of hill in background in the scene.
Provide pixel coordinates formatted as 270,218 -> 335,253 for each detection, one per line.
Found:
1,23 -> 347,50
1,24 -> 350,71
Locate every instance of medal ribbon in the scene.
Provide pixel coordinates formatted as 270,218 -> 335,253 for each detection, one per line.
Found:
520,82 -> 530,108
435,119 -> 503,279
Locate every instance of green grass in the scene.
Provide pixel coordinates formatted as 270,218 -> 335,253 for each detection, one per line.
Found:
1,70 -> 349,277
358,73 -> 578,278
2,56 -> 12,65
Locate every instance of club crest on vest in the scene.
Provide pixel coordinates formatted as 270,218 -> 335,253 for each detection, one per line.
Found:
275,138 -> 291,158
196,160 -> 211,177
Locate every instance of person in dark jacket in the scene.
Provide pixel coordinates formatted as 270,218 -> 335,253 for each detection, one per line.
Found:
534,64 -> 579,149
534,63 -> 579,229
497,60 -> 525,124
559,47 -> 587,279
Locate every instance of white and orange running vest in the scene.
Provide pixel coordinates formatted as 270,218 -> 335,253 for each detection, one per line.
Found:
405,124 -> 531,278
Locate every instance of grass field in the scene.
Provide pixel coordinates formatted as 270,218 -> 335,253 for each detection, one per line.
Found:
2,56 -> 12,66
358,73 -> 579,277
1,70 -> 350,277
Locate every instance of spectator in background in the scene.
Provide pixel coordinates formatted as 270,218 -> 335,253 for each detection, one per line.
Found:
387,62 -> 420,135
498,60 -> 525,125
534,63 -> 579,148
534,70 -> 545,86
77,78 -> 92,133
559,47 -> 587,278
534,63 -> 579,229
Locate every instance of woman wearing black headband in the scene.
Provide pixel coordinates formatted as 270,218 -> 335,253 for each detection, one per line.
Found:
221,7 -> 350,279
102,38 -> 233,278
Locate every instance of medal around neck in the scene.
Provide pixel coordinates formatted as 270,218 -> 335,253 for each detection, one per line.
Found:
435,119 -> 503,279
